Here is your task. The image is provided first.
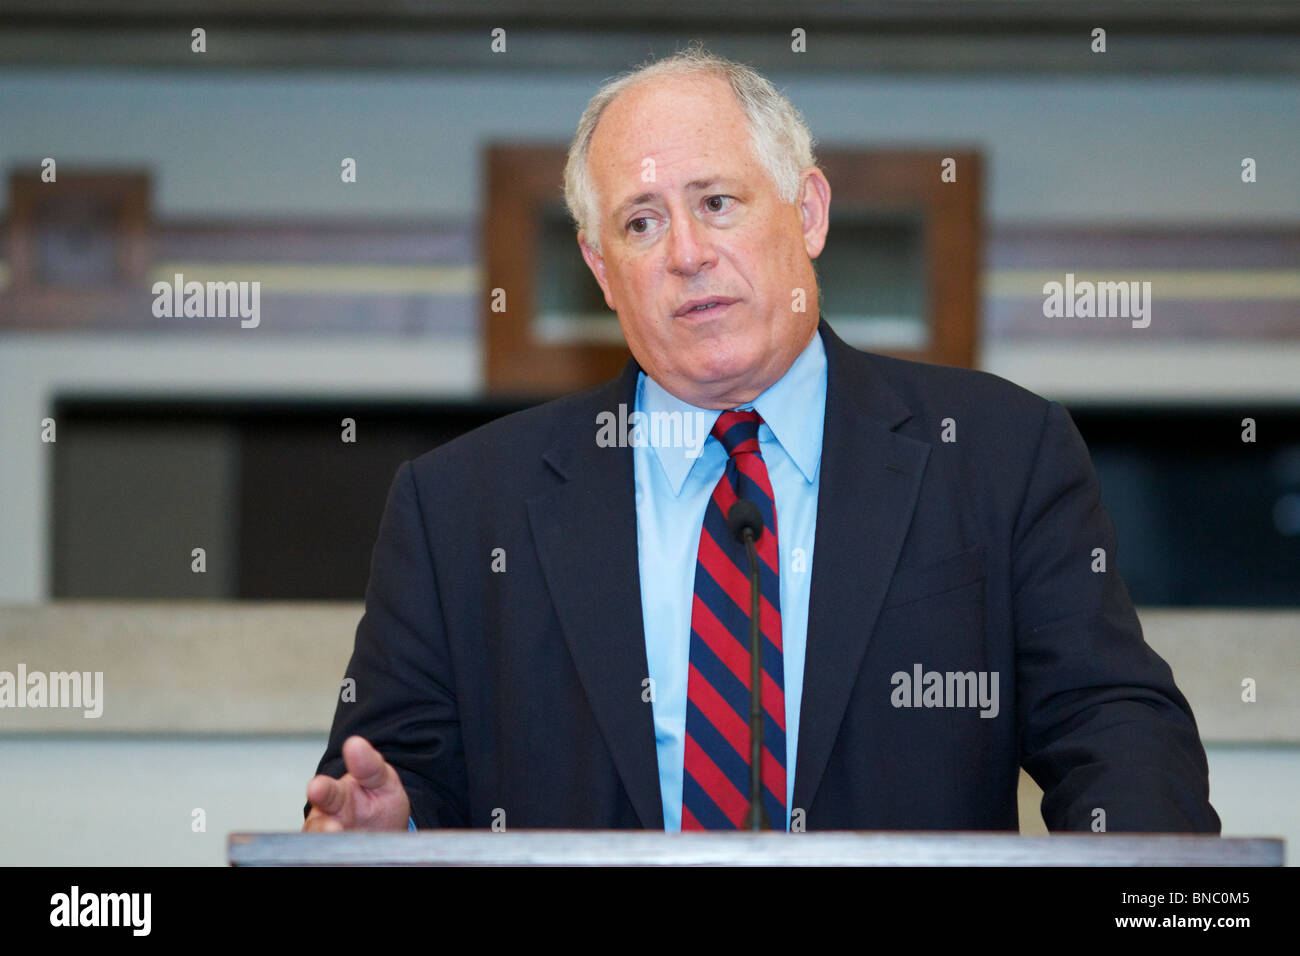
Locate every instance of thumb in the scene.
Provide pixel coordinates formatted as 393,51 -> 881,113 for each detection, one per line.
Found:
342,735 -> 392,792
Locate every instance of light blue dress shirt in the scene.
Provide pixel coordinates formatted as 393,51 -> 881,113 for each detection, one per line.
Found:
633,329 -> 827,831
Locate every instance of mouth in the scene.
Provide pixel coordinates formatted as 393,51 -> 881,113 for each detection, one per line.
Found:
674,297 -> 739,318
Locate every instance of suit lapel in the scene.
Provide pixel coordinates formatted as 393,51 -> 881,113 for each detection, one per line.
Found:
792,319 -> 932,817
526,361 -> 666,829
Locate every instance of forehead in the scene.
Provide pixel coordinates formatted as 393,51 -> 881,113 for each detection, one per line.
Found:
587,72 -> 760,200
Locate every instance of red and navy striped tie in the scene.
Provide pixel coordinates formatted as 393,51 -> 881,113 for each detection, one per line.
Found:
682,409 -> 786,830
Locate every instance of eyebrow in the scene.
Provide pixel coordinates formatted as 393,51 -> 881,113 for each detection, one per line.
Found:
612,178 -> 733,219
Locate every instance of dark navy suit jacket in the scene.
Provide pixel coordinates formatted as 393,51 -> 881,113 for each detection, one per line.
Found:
310,317 -> 1219,832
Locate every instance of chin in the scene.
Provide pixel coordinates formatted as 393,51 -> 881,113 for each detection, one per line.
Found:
681,343 -> 760,391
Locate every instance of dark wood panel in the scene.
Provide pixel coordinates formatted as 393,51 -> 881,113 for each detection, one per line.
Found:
484,144 -> 632,398
819,148 -> 982,371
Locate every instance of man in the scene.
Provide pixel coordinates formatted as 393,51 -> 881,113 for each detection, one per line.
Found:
304,48 -> 1219,833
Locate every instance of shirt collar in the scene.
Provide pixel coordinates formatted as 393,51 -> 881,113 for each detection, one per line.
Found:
638,327 -> 827,495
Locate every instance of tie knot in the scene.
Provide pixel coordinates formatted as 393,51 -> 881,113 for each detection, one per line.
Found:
712,409 -> 763,458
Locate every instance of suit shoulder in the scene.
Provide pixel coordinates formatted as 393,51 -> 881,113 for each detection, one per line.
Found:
861,350 -> 1051,427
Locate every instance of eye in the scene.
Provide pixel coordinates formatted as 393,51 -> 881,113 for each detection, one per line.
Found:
704,195 -> 735,213
628,216 -> 651,234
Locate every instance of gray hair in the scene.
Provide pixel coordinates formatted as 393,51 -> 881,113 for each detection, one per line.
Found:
563,44 -> 818,254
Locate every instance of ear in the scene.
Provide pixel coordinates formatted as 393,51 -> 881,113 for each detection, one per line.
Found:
797,167 -> 832,260
578,232 -> 618,311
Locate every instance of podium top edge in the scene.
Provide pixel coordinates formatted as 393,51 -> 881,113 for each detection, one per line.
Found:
227,831 -> 1286,867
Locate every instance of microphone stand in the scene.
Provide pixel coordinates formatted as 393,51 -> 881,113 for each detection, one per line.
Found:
738,520 -> 771,832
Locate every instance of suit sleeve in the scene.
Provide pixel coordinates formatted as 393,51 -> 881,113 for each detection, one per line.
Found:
305,459 -> 470,828
1012,401 -> 1220,833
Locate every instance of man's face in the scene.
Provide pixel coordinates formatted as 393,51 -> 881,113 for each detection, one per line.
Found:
578,72 -> 831,409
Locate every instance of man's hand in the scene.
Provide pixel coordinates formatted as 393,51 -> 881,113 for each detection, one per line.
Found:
303,735 -> 412,832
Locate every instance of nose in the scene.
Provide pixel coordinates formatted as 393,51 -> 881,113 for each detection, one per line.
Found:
666,209 -> 717,278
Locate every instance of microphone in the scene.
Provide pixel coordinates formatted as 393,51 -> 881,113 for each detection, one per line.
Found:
726,499 -> 772,832
726,499 -> 764,546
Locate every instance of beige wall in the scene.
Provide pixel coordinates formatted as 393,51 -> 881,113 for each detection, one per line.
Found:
0,603 -> 1293,864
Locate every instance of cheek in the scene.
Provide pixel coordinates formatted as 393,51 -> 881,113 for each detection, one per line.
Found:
604,253 -> 648,296
621,313 -> 671,362
729,229 -> 787,294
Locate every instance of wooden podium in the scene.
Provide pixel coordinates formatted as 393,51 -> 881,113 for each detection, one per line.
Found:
229,831 -> 1283,866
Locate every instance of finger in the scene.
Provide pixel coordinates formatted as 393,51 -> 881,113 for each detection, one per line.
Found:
302,808 -> 337,832
306,773 -> 348,816
342,735 -> 392,792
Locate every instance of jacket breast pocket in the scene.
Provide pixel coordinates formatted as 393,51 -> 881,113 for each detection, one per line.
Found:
879,544 -> 986,611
